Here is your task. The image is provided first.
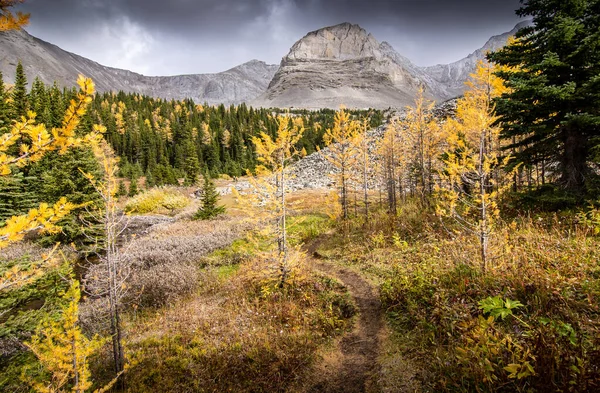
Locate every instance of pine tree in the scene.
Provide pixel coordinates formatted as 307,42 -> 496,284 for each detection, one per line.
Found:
11,61 -> 28,119
489,0 -> 600,194
0,71 -> 10,133
128,177 -> 139,197
193,172 -> 225,220
116,180 -> 127,197
0,169 -> 36,225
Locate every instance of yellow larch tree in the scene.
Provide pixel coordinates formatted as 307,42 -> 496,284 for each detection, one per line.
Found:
23,281 -> 118,393
0,76 -> 104,289
403,86 -> 443,200
436,60 -> 513,271
353,118 -> 372,223
237,115 -> 304,288
0,0 -> 29,31
322,108 -> 361,220
80,139 -> 130,384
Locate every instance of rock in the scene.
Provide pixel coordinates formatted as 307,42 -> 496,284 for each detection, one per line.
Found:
252,21 -> 529,109
0,29 -> 278,106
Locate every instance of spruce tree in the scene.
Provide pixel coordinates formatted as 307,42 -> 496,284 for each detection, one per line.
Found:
11,61 -> 28,119
128,177 -> 139,197
0,170 -> 36,225
0,71 -> 10,133
489,0 -> 600,195
28,146 -> 103,245
116,180 -> 127,197
193,172 -> 225,220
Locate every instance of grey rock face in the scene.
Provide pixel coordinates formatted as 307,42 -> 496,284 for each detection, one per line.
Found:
253,21 -> 529,109
423,20 -> 533,99
253,23 -> 428,110
0,29 -> 278,105
1,21 -> 529,109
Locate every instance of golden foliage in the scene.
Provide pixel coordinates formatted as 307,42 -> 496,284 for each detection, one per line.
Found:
0,0 -> 29,31
322,108 -> 361,219
23,281 -> 117,393
436,60 -> 515,269
0,76 -> 103,290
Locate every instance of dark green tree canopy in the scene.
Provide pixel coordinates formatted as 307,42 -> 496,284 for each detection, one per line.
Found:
489,0 -> 600,194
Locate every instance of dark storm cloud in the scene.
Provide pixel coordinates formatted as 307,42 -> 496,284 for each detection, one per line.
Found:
14,0 -> 524,75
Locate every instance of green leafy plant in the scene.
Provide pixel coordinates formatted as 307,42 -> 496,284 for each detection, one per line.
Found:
478,296 -> 524,321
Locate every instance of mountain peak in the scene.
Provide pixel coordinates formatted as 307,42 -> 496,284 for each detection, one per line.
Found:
286,22 -> 380,62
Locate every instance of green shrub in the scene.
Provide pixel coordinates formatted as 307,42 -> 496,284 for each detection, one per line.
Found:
125,187 -> 190,215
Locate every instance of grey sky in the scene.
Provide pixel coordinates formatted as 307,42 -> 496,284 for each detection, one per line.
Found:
15,0 -> 524,76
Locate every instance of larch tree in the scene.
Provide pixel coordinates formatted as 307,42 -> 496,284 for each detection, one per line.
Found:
354,118 -> 371,224
377,117 -> 410,216
0,3 -> 108,382
322,108 -> 360,220
23,281 -> 118,393
436,60 -> 512,272
403,86 -> 443,201
0,0 -> 29,31
80,139 -> 131,386
237,115 -> 304,288
0,75 -> 104,289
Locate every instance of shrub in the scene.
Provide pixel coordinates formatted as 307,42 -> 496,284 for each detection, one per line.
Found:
125,187 -> 190,215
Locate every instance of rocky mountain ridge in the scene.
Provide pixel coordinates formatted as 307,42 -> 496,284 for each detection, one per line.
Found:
1,21 -> 527,108
253,22 -> 528,109
0,28 -> 278,105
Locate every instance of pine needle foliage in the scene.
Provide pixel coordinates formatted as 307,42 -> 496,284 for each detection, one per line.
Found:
194,172 -> 225,220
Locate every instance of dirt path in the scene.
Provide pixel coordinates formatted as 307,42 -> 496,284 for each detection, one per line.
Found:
302,240 -> 383,393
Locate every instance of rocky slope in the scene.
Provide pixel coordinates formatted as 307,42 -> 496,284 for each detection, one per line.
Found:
253,21 -> 528,109
424,20 -> 532,98
0,28 -> 278,105
252,23 -> 429,110
1,21 -> 527,108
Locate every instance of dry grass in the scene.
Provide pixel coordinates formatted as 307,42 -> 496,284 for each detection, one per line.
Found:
315,203 -> 600,392
119,259 -> 355,392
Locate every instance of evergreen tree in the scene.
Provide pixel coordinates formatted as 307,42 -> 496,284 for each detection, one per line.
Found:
28,146 -> 104,245
116,180 -> 127,197
0,71 -> 10,133
0,169 -> 36,225
128,177 -> 139,197
193,172 -> 225,220
11,61 -> 28,119
489,0 -> 600,194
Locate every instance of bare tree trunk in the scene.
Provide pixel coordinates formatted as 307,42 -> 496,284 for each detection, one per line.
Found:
279,154 -> 288,288
73,339 -> 80,393
479,134 -> 488,273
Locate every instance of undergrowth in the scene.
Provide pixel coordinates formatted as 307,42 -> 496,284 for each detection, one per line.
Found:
314,198 -> 600,392
125,187 -> 190,215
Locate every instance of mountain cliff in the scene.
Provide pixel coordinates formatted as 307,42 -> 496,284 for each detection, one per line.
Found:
423,20 -> 532,99
252,23 -> 429,109
0,28 -> 278,105
0,21 -> 527,108
253,21 -> 527,109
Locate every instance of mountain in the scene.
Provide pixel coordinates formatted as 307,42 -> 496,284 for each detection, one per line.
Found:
252,23 -> 429,109
0,22 -> 527,109
423,20 -> 532,99
253,22 -> 528,109
0,28 -> 278,105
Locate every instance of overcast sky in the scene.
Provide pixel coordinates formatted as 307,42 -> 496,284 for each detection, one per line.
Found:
15,0 -> 524,76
